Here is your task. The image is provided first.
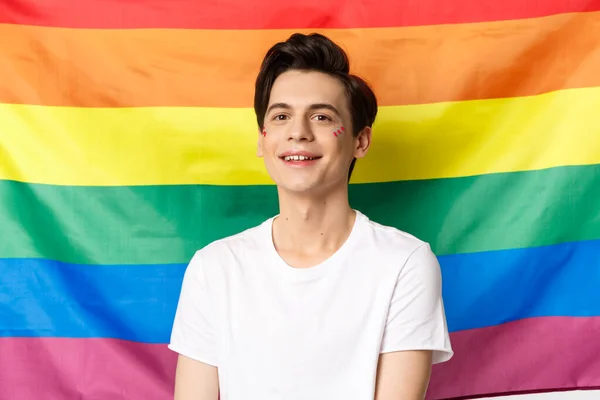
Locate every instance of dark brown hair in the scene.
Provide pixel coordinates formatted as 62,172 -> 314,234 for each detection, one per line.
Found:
253,33 -> 378,180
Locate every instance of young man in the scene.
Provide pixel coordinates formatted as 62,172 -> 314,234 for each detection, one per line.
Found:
169,33 -> 453,399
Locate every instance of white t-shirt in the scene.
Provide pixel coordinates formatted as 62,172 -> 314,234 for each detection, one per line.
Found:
169,210 -> 453,399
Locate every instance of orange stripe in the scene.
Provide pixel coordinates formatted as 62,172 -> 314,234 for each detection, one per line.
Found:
1,12 -> 599,108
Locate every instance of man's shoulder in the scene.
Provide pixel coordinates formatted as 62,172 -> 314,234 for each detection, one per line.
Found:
359,213 -> 440,277
192,218 -> 271,262
360,213 -> 428,255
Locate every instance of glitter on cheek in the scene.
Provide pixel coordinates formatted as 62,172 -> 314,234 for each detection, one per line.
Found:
333,126 -> 345,137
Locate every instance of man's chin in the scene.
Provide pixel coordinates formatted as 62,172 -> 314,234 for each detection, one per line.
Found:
276,181 -> 321,196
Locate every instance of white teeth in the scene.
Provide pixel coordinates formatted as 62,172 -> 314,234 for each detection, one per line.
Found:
284,155 -> 316,161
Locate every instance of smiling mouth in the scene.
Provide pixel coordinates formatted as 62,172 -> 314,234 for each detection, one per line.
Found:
281,155 -> 321,161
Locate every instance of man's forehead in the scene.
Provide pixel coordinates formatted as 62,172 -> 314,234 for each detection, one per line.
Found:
270,70 -> 346,100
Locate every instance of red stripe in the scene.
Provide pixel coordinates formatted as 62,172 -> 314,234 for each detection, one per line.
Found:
427,317 -> 600,400
2,317 -> 599,399
1,0 -> 600,29
0,338 -> 176,400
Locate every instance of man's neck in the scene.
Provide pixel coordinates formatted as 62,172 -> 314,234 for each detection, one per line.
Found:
272,185 -> 356,263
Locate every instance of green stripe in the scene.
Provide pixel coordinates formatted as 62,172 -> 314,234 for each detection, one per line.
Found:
2,164 -> 599,265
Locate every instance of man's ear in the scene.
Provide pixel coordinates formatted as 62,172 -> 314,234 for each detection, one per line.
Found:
256,128 -> 264,157
354,126 -> 372,159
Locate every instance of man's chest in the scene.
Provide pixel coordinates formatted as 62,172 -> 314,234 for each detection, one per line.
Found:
212,266 -> 396,372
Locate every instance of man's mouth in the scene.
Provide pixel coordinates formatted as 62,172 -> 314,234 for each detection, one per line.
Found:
282,155 -> 320,161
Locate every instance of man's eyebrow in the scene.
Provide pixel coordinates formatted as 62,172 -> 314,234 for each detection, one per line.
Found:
266,103 -> 291,115
266,102 -> 341,117
308,103 -> 341,117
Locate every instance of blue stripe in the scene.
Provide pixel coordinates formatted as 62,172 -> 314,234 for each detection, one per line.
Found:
1,239 -> 599,342
441,239 -> 600,331
0,259 -> 186,343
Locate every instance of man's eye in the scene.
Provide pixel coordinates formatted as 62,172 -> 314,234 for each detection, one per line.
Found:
315,115 -> 331,121
273,115 -> 288,121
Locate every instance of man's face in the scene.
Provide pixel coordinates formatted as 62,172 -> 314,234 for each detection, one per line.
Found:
257,70 -> 371,196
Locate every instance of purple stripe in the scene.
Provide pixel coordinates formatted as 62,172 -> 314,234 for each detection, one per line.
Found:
1,317 -> 598,399
427,317 -> 600,399
0,338 -> 176,400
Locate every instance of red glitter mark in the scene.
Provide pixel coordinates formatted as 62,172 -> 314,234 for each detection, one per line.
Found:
341,126 -> 345,131
262,129 -> 267,137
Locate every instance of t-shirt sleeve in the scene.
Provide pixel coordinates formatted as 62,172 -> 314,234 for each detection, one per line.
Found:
380,243 -> 453,364
168,250 -> 219,367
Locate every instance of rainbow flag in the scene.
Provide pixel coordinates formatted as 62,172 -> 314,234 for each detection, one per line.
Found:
1,1 -> 600,399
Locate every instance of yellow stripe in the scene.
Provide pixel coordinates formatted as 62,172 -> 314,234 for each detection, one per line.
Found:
1,87 -> 600,186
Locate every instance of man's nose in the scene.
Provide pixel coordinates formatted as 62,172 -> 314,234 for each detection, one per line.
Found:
288,119 -> 314,141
